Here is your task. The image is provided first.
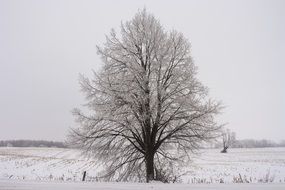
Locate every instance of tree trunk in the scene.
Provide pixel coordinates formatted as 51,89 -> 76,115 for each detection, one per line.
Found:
145,151 -> 155,182
221,146 -> 228,153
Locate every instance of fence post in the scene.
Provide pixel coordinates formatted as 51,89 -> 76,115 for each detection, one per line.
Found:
82,171 -> 87,181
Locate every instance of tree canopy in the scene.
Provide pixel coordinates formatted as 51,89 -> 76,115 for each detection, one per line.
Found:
70,9 -> 222,182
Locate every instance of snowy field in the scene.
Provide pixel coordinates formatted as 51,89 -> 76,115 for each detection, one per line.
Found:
0,147 -> 285,186
0,147 -> 99,182
1,179 -> 285,190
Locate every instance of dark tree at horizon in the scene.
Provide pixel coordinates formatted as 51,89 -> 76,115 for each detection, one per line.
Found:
221,129 -> 236,153
0,140 -> 66,148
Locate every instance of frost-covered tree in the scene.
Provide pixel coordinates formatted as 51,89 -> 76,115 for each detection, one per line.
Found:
70,9 -> 222,182
221,129 -> 236,153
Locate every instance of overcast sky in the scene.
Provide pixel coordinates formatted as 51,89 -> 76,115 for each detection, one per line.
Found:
0,0 -> 284,142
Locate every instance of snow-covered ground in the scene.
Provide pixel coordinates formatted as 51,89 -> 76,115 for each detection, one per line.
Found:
0,147 -> 285,184
0,179 -> 285,190
0,147 -> 99,181
185,148 -> 285,183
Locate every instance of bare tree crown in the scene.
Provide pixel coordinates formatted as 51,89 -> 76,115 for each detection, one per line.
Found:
70,9 -> 222,182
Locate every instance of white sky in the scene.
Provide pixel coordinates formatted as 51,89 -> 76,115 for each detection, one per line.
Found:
0,0 -> 284,141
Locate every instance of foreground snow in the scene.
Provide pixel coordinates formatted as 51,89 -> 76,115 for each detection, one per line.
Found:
0,147 -> 99,181
0,147 -> 285,183
0,179 -> 285,190
185,148 -> 285,183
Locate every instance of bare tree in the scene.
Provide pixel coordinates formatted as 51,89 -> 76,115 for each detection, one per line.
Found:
70,9 -> 222,182
221,129 -> 236,153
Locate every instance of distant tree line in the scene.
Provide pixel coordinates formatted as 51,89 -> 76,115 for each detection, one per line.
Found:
214,139 -> 285,149
232,139 -> 285,148
0,140 -> 67,148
